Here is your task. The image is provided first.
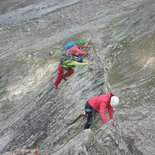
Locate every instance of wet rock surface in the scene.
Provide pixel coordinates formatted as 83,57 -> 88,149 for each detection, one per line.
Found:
0,0 -> 155,154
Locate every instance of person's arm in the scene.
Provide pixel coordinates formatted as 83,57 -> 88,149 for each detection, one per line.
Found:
99,103 -> 108,123
78,45 -> 89,49
74,46 -> 88,55
107,105 -> 113,120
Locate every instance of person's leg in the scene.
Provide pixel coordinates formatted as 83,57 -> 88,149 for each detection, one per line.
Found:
54,64 -> 64,88
64,68 -> 74,77
84,102 -> 94,129
84,111 -> 93,129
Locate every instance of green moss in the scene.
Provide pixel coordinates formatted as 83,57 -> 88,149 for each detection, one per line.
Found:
107,37 -> 131,62
106,31 -> 155,86
0,89 -> 7,97
135,33 -> 155,52
143,77 -> 155,89
0,100 -> 15,114
108,66 -> 124,84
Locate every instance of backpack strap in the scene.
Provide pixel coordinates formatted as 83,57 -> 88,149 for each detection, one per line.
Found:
60,54 -> 76,69
60,53 -> 68,65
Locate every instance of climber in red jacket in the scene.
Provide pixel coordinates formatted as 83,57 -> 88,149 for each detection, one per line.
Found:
53,40 -> 90,89
84,92 -> 120,129
67,42 -> 89,56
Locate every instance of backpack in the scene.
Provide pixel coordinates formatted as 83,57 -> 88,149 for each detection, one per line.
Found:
65,41 -> 76,50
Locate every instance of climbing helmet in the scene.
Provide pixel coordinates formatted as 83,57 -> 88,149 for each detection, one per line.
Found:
110,96 -> 120,107
77,40 -> 85,46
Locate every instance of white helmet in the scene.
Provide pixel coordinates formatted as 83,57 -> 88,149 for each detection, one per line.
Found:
110,96 -> 120,107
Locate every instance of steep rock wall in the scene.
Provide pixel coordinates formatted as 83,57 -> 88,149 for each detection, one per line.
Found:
0,0 -> 155,155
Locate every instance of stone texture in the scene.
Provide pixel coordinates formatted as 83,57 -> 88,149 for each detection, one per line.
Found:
0,0 -> 155,155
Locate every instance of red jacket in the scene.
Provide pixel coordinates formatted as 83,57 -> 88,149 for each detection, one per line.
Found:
88,92 -> 114,123
67,45 -> 88,55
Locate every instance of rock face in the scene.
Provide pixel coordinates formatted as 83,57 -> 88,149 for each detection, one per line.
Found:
0,0 -> 155,155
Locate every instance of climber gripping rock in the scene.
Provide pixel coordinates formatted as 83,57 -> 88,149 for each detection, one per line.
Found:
84,92 -> 120,129
53,40 -> 91,89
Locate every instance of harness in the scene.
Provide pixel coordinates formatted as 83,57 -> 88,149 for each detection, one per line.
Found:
60,54 -> 77,63
60,52 -> 83,69
85,102 -> 97,119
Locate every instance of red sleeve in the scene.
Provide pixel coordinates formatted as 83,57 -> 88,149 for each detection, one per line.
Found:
99,102 -> 108,123
108,105 -> 113,120
73,46 -> 88,55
